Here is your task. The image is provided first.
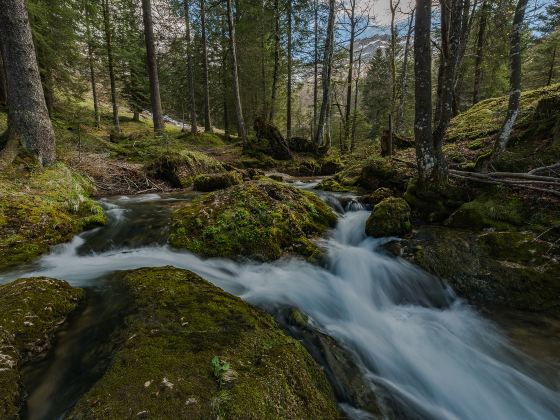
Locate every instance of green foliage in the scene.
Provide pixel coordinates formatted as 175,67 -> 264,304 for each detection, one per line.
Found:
211,357 -> 231,385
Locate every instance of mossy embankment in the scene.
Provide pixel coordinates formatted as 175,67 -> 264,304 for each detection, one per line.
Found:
170,179 -> 337,261
0,162 -> 106,270
69,267 -> 338,419
0,277 -> 84,418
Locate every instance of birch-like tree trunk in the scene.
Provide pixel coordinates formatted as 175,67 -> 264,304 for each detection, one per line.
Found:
102,0 -> 120,131
200,0 -> 213,132
226,0 -> 247,144
312,0 -> 318,138
0,0 -> 56,166
315,0 -> 336,147
287,0 -> 293,139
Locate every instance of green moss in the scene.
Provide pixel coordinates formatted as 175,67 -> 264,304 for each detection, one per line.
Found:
404,178 -> 466,222
192,171 -> 243,192
0,278 -> 84,418
69,267 -> 338,419
315,178 -> 354,192
318,155 -> 344,175
169,180 -> 337,261
447,190 -> 524,230
365,197 -> 412,237
361,187 -> 393,206
467,139 -> 485,150
477,231 -> 553,265
178,131 -> 226,146
0,163 -> 106,270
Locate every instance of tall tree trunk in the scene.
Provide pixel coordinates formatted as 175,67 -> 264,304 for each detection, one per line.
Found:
226,0 -> 247,144
260,0 -> 267,117
184,0 -> 198,133
315,0 -> 336,147
102,0 -> 120,131
85,5 -> 100,128
414,0 -> 437,182
312,0 -> 318,139
287,0 -> 293,140
493,0 -> 528,153
350,47 -> 363,152
344,0 -> 356,152
472,0 -> 488,104
389,0 -> 400,111
42,69 -> 55,117
141,0 -> 164,133
200,0 -> 213,132
0,53 -> 6,106
547,44 -> 557,86
396,9 -> 414,133
0,0 -> 56,166
222,17 -> 230,140
269,0 -> 280,122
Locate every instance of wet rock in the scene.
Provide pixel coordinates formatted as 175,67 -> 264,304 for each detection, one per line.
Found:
315,178 -> 354,193
365,197 -> 412,238
361,187 -> 393,207
192,171 -> 243,192
170,180 -> 337,261
69,267 -> 338,419
357,157 -> 407,191
0,278 -> 84,418
403,178 -> 466,222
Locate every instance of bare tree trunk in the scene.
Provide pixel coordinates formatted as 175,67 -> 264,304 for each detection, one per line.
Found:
0,0 -> 56,166
350,47 -> 363,152
260,0 -> 267,116
493,0 -> 528,153
102,0 -> 120,131
472,0 -> 488,104
184,0 -> 198,133
0,53 -> 6,106
547,44 -> 557,86
414,0 -> 437,182
85,6 -> 100,128
343,0 -> 356,152
200,0 -> 213,132
269,0 -> 280,122
315,0 -> 336,147
390,0 -> 400,112
287,0 -> 293,140
226,0 -> 247,144
313,0 -> 318,138
396,8 -> 414,133
141,0 -> 164,133
42,69 -> 55,117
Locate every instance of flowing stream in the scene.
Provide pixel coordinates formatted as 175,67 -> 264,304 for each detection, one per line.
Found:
1,188 -> 560,419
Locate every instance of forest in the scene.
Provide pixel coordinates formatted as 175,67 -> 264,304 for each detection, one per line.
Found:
0,0 -> 559,418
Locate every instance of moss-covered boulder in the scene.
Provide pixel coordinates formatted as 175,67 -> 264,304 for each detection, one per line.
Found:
361,187 -> 393,206
0,163 -> 106,270
315,178 -> 354,192
0,278 -> 84,418
404,178 -> 466,222
70,267 -> 338,419
356,157 -> 408,192
391,227 -> 560,311
318,155 -> 344,175
365,197 -> 412,238
170,180 -> 337,261
192,171 -> 243,192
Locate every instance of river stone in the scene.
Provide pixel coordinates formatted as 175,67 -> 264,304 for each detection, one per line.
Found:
69,267 -> 338,419
169,179 -> 337,261
365,197 -> 412,238
0,277 -> 84,418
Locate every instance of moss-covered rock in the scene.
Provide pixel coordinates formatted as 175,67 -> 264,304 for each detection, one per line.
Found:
365,197 -> 412,238
391,226 -> 560,312
0,163 -> 106,270
0,278 -> 84,418
356,157 -> 408,192
192,171 -> 243,192
315,178 -> 354,192
446,191 -> 524,230
404,178 -> 467,222
318,155 -> 344,175
170,180 -> 337,261
69,267 -> 338,419
361,187 -> 393,206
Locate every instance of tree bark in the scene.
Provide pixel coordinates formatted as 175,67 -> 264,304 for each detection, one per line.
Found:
0,53 -> 6,106
315,0 -> 336,147
473,0 -> 488,104
141,0 -> 164,133
493,0 -> 529,153
547,44 -> 557,86
0,0 -> 56,166
269,0 -> 280,122
351,47 -> 363,152
184,0 -> 198,133
85,5 -> 100,128
200,0 -> 213,132
414,0 -> 438,182
344,0 -> 357,152
312,0 -> 318,139
226,0 -> 247,144
102,0 -> 120,131
287,0 -> 293,140
396,9 -> 414,133
260,0 -> 267,117
389,0 -> 400,112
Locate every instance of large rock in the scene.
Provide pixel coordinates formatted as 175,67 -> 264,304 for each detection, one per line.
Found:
69,267 -> 338,419
192,171 -> 243,192
170,180 -> 337,261
388,227 -> 560,311
0,278 -> 84,418
365,197 -> 412,238
404,178 -> 466,222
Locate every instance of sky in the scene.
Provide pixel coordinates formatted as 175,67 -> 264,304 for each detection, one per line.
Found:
373,0 -> 416,26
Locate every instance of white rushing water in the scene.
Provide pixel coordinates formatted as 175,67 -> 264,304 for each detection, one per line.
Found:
2,194 -> 560,419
